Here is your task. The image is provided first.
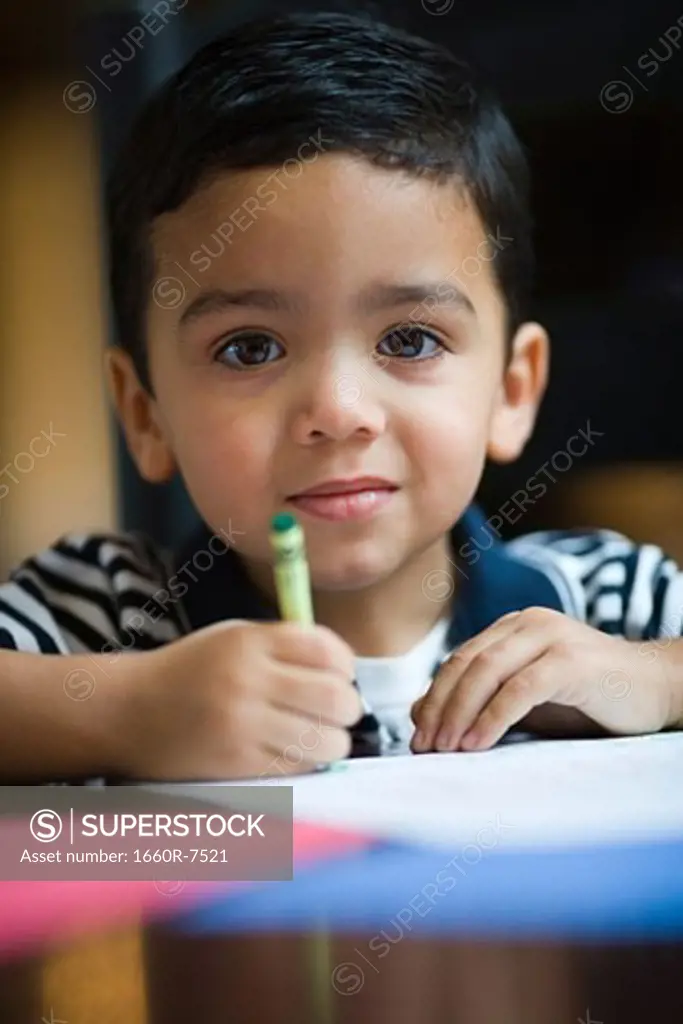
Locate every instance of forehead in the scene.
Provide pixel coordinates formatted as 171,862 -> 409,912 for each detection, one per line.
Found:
149,153 -> 504,314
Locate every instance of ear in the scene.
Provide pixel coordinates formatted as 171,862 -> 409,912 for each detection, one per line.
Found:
104,347 -> 176,483
487,321 -> 549,464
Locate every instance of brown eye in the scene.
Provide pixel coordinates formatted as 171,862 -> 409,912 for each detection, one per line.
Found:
215,332 -> 285,369
377,325 -> 444,360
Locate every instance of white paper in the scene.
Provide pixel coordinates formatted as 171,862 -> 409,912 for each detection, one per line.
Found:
190,732 -> 683,851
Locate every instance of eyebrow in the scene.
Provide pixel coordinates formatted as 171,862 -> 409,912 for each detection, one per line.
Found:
356,282 -> 476,316
177,280 -> 475,327
179,288 -> 300,326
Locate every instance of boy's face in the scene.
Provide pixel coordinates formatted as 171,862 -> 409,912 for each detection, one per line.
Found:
108,154 -> 547,590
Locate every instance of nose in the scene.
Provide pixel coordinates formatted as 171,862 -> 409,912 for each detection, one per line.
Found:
289,353 -> 386,445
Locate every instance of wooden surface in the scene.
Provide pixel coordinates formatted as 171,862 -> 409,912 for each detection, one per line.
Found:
42,925 -> 146,1024
539,462 -> 683,563
2,923 -> 680,1024
0,924 -> 145,1024
0,24 -> 116,579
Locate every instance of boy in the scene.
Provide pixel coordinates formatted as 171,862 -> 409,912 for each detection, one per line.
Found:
0,12 -> 681,783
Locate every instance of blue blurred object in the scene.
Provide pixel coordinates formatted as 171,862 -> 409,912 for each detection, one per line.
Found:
171,837 -> 683,942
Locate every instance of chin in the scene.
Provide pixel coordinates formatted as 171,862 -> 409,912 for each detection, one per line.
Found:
309,555 -> 390,593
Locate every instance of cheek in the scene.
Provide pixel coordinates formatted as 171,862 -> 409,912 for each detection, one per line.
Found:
164,399 -> 280,518
399,385 -> 493,504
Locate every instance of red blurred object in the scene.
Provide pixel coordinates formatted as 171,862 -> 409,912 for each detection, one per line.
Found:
0,819 -> 373,962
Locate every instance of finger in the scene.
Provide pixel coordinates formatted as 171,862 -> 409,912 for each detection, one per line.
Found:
259,703 -> 352,771
449,607 -> 562,667
270,665 -> 363,728
429,631 -> 552,752
460,656 -> 558,751
410,694 -> 427,725
268,622 -> 355,678
412,612 -> 523,750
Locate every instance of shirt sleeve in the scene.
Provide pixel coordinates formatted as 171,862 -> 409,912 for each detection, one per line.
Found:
0,530 -> 182,654
506,528 -> 683,640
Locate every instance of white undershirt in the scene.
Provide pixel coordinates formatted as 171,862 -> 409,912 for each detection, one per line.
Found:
354,617 -> 450,748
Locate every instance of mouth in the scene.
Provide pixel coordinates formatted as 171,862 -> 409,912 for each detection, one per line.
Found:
286,477 -> 399,523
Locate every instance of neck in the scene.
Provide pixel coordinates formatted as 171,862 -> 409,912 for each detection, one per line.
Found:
317,536 -> 454,655
248,534 -> 456,657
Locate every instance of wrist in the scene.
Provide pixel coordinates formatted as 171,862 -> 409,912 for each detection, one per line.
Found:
660,642 -> 683,729
100,650 -> 158,779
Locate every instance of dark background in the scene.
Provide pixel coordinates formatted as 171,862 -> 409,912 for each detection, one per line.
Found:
86,0 -> 683,549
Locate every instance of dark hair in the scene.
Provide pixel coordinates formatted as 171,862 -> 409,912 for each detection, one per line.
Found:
107,11 -> 533,392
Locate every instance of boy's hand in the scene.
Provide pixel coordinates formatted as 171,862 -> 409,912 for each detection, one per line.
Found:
118,621 -> 362,780
410,608 -> 675,753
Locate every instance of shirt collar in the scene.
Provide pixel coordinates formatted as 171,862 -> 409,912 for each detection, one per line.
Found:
174,504 -> 564,642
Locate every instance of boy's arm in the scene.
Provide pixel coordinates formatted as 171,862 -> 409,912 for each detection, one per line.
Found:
0,650 -> 140,783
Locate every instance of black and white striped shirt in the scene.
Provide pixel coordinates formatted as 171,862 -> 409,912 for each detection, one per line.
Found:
1,506 -> 681,760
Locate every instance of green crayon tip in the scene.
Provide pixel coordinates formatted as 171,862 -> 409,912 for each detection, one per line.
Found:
271,512 -> 297,533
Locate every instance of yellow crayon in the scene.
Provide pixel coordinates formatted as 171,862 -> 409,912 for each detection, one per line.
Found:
269,513 -> 333,1023
269,513 -> 315,625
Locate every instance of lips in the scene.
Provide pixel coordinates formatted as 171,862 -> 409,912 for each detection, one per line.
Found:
290,477 -> 398,498
287,477 -> 399,523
